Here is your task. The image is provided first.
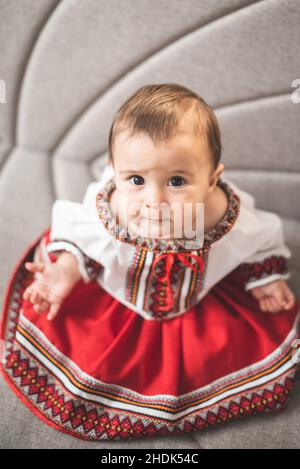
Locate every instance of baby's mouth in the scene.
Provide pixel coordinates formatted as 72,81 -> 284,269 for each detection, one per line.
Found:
127,214 -> 173,238
141,216 -> 170,223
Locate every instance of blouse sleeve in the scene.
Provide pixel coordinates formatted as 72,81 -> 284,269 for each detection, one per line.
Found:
44,180 -> 106,283
45,237 -> 102,284
235,193 -> 292,291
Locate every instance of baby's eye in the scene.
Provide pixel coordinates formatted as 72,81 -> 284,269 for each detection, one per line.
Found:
129,175 -> 145,186
168,176 -> 185,187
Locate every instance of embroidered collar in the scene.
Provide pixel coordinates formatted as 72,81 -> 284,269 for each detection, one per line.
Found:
95,176 -> 240,252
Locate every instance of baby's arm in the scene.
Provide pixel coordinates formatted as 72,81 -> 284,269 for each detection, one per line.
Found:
237,216 -> 291,291
24,180 -> 106,319
23,252 -> 82,320
55,251 -> 82,281
46,239 -> 102,284
23,247 -> 102,320
236,207 -> 295,313
43,180 -> 104,284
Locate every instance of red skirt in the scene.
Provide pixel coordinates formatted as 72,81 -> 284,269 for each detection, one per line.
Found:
1,227 -> 300,442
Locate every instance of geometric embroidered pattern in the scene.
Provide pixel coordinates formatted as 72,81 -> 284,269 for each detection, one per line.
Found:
143,248 -> 210,320
1,243 -> 300,441
3,347 -> 297,440
236,255 -> 290,286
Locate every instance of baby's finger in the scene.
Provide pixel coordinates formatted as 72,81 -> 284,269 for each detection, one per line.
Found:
23,274 -> 49,298
281,283 -> 293,303
280,284 -> 294,307
31,289 -> 43,304
265,297 -> 281,313
33,300 -> 50,313
23,285 -> 37,302
271,288 -> 285,305
46,303 -> 61,321
260,298 -> 275,313
24,280 -> 49,303
23,286 -> 31,301
25,262 -> 45,273
282,293 -> 295,310
259,298 -> 268,312
268,297 -> 282,313
264,298 -> 274,312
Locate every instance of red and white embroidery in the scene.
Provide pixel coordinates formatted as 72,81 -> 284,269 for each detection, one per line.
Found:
1,263 -> 299,441
237,255 -> 290,290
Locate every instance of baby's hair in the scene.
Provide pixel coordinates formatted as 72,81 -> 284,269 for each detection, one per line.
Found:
108,83 -> 223,172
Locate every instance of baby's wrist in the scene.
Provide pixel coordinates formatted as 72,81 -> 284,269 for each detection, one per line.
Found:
56,252 -> 82,283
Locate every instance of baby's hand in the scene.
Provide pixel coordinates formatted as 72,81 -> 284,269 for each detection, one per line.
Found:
23,261 -> 80,320
249,279 -> 296,313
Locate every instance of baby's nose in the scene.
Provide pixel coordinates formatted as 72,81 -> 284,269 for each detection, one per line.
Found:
142,202 -> 171,220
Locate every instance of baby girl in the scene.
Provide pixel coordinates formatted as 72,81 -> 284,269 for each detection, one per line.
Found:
3,83 -> 299,442
23,84 -> 296,320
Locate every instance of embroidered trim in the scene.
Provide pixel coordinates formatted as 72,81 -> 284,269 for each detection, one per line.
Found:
236,255 -> 290,287
45,238 -> 102,283
3,281 -> 300,441
95,176 -> 240,252
146,249 -> 208,319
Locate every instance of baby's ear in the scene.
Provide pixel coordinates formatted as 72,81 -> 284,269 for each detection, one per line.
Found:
216,163 -> 225,178
208,163 -> 224,190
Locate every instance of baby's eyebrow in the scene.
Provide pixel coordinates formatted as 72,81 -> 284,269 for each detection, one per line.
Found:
168,169 -> 193,175
119,169 -> 140,174
119,169 -> 193,175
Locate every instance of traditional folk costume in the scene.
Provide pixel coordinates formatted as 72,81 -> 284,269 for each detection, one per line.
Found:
1,164 -> 300,441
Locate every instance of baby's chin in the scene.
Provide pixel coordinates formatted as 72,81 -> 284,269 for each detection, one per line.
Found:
128,217 -> 181,239
116,212 -> 200,240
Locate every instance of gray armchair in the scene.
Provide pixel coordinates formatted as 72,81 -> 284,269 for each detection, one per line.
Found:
1,0 -> 299,449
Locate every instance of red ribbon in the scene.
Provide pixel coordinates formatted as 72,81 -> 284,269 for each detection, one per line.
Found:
151,251 -> 205,312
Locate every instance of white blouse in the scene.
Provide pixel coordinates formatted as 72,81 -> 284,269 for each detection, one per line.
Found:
38,164 -> 292,321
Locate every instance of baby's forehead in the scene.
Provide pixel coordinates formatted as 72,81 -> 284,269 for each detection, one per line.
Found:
116,129 -> 208,153
113,128 -> 211,171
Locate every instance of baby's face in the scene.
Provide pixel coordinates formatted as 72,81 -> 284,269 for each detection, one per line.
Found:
111,130 -> 215,239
